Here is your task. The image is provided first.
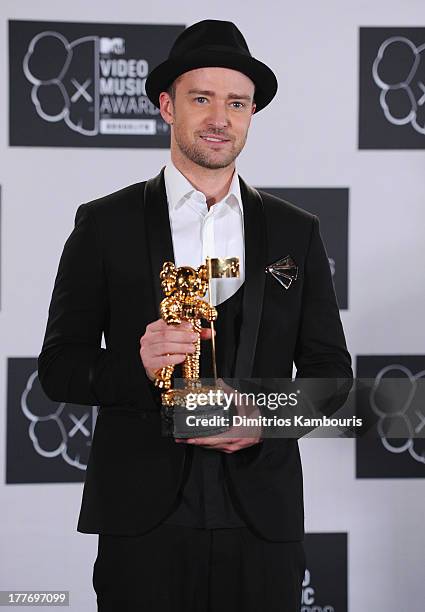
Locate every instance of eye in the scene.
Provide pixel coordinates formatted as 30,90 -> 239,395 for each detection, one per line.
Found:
195,96 -> 208,104
231,101 -> 245,109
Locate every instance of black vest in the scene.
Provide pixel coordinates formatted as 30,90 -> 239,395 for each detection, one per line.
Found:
163,284 -> 247,528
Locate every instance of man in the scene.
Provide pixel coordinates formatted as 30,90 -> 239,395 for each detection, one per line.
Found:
38,19 -> 352,612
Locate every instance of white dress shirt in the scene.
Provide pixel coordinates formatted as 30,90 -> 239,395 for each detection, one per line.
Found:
163,162 -> 245,306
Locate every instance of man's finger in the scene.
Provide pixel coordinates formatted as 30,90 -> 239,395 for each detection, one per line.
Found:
146,318 -> 170,331
199,327 -> 216,340
186,436 -> 240,446
185,437 -> 223,446
147,341 -> 197,356
147,319 -> 193,332
148,354 -> 187,369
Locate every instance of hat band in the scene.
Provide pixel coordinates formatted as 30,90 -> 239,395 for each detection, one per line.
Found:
170,43 -> 251,60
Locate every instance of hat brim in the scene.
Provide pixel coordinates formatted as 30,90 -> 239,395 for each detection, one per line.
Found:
145,50 -> 278,113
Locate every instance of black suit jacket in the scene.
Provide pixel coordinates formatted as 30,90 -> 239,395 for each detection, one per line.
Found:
38,168 -> 352,541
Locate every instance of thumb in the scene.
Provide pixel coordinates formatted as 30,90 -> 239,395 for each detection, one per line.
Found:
200,327 -> 216,340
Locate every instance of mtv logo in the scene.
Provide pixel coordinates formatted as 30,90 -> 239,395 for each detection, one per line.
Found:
6,358 -> 97,483
100,37 -> 125,55
359,27 -> 425,149
356,355 -> 425,477
9,20 -> 184,148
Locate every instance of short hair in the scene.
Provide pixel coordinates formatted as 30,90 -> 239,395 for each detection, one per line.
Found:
166,80 -> 177,103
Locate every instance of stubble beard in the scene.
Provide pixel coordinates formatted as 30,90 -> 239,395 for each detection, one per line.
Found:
173,126 -> 248,170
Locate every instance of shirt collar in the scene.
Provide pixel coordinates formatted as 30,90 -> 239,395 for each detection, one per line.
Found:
164,161 -> 243,216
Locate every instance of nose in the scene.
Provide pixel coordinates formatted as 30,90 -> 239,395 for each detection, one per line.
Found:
206,101 -> 229,130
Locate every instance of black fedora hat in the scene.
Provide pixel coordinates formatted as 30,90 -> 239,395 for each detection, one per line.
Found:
145,19 -> 278,113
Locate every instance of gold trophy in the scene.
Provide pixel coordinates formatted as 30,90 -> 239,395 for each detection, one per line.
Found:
154,256 -> 239,417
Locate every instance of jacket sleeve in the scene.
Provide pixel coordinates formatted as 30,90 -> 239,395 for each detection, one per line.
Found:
294,215 -> 352,380
38,203 -> 154,407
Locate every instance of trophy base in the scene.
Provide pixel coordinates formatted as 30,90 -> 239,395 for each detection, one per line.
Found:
161,382 -> 233,438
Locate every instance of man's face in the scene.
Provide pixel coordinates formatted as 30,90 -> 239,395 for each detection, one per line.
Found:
162,67 -> 256,170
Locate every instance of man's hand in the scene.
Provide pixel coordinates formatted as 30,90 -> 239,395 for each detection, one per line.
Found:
139,319 -> 214,382
176,379 -> 263,453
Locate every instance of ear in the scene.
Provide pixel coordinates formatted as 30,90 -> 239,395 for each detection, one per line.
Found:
162,261 -> 176,273
160,261 -> 176,282
159,91 -> 175,125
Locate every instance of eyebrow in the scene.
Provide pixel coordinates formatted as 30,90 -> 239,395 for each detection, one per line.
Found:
187,89 -> 253,101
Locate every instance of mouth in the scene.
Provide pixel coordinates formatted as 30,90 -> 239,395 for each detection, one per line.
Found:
200,134 -> 231,145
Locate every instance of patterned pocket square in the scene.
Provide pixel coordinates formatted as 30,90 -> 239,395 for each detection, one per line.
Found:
265,255 -> 298,289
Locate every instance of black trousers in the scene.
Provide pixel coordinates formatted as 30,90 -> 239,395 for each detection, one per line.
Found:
93,524 -> 305,612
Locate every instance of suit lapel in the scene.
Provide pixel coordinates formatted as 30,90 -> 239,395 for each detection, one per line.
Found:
234,178 -> 267,378
144,168 -> 175,316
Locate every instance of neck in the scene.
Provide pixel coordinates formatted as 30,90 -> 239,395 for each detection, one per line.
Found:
171,149 -> 235,209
